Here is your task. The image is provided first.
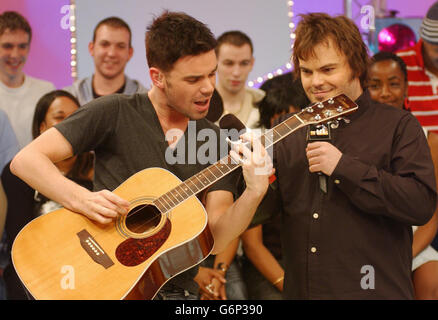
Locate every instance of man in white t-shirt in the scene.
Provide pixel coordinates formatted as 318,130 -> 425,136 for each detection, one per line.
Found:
0,11 -> 55,148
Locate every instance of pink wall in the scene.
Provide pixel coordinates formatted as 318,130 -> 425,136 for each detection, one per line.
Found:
0,0 -> 71,89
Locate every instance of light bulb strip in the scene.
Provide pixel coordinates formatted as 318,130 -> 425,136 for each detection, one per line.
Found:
69,0 -> 78,81
248,0 -> 295,88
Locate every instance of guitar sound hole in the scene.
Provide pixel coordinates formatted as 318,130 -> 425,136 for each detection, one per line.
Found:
125,204 -> 162,234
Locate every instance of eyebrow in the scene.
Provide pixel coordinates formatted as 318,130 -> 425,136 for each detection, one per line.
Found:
184,65 -> 218,80
319,63 -> 338,69
299,63 -> 338,71
52,110 -> 66,115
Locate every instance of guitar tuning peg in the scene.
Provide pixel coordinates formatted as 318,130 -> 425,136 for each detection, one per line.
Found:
340,117 -> 350,124
329,120 -> 339,129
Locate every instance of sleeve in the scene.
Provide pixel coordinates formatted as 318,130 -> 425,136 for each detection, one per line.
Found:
54,95 -> 121,155
0,112 -> 19,172
332,114 -> 437,226
2,162 -> 35,249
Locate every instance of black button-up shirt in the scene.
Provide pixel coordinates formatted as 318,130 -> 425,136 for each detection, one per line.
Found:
274,91 -> 437,299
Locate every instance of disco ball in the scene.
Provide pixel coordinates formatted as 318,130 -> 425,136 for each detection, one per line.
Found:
378,23 -> 416,52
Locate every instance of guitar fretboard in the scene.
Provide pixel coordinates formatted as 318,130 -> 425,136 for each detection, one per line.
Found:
152,115 -> 304,214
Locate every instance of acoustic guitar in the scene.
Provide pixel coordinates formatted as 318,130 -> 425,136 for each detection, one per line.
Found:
11,94 -> 358,299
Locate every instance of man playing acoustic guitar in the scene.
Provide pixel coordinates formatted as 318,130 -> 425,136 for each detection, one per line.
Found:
10,11 -> 273,300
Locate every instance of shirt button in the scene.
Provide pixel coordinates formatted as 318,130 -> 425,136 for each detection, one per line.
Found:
311,247 -> 317,253
313,213 -> 319,219
334,179 -> 340,184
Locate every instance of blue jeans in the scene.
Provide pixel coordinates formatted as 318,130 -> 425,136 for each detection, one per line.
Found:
242,256 -> 283,300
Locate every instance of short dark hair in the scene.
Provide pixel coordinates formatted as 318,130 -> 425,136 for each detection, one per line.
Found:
258,72 -> 310,128
92,16 -> 132,47
0,11 -> 32,42
216,30 -> 253,55
293,13 -> 370,88
32,90 -> 80,139
371,51 -> 408,82
145,11 -> 217,72
32,90 -> 93,180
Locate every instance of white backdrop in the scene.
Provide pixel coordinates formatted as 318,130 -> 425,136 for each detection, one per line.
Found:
75,0 -> 294,89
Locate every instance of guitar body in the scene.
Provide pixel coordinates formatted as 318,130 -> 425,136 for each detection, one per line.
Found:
11,167 -> 214,300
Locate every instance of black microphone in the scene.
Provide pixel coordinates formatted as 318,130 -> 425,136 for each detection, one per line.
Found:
306,124 -> 331,194
219,113 -> 276,185
219,113 -> 246,136
206,89 -> 224,123
219,113 -> 249,153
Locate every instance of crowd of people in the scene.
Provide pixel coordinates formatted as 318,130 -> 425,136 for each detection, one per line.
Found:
1,1 -> 438,300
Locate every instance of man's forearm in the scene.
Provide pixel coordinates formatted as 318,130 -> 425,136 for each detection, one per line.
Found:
10,147 -> 86,211
208,188 -> 266,254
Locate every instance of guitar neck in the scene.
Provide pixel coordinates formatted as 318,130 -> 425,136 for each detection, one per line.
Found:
152,114 -> 305,214
152,93 -> 358,214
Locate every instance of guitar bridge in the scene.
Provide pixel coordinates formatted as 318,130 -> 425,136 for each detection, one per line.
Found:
77,229 -> 114,269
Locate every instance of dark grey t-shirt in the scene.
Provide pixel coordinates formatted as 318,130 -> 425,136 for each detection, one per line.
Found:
55,93 -> 239,295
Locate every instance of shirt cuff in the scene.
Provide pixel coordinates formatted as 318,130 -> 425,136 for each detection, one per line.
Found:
331,153 -> 376,194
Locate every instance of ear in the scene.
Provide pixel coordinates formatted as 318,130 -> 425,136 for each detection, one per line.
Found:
88,41 -> 95,56
404,81 -> 409,99
249,56 -> 255,71
127,46 -> 134,61
39,121 -> 47,134
149,67 -> 165,89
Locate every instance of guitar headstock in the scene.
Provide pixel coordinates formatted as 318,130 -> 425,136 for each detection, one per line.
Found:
296,94 -> 358,126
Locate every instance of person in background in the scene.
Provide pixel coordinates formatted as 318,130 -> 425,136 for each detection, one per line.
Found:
0,11 -> 55,148
1,90 -> 94,299
397,1 -> 438,134
64,16 -> 147,105
368,51 -> 438,299
241,73 -> 309,300
0,110 -> 18,173
0,109 -> 19,300
215,30 -> 265,128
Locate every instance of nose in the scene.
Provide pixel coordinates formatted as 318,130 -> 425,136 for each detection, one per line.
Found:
107,45 -> 117,57
10,45 -> 21,59
311,72 -> 324,88
200,76 -> 215,96
231,64 -> 241,77
380,83 -> 391,99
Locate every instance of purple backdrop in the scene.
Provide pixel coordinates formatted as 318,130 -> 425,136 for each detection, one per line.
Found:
0,0 -> 434,89
0,0 -> 71,89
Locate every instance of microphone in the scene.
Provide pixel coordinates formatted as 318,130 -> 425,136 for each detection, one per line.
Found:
219,113 -> 249,154
307,124 -> 331,194
206,89 -> 224,123
219,113 -> 276,184
219,113 -> 246,135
